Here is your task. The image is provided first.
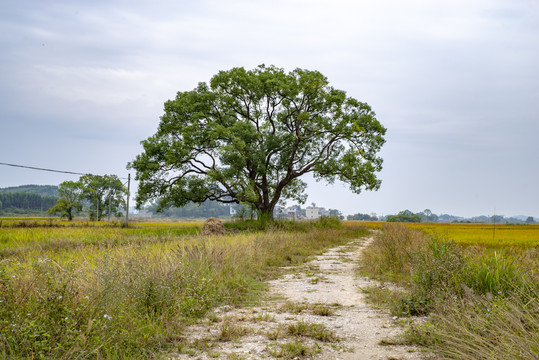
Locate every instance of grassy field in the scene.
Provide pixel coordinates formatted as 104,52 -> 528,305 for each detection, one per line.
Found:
359,223 -> 538,360
2,218 -> 537,359
0,221 -> 201,260
0,217 -> 367,359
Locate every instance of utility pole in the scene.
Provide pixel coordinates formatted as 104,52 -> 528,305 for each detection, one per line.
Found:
125,173 -> 130,228
108,191 -> 112,223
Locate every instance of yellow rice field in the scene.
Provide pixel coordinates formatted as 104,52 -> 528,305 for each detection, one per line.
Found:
344,221 -> 539,248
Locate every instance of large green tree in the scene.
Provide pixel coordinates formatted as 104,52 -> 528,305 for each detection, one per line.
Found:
48,181 -> 83,220
79,174 -> 126,221
130,65 -> 386,220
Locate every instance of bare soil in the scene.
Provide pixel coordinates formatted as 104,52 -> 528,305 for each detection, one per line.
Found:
169,237 -> 425,359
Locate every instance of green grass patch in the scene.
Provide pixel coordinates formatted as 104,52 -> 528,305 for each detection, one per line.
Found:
267,340 -> 321,358
286,321 -> 338,342
360,223 -> 539,359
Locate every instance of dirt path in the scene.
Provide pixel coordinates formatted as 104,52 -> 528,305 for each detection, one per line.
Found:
170,237 -> 424,359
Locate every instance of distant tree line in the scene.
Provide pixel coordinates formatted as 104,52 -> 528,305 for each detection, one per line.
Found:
0,185 -> 58,197
384,209 -> 536,223
0,192 -> 58,215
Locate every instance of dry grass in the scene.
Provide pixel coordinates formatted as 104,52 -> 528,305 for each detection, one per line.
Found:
201,217 -> 226,236
424,291 -> 539,360
360,223 -> 426,282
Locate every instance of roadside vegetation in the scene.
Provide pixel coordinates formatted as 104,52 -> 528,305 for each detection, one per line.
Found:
0,217 -> 367,359
360,223 -> 538,360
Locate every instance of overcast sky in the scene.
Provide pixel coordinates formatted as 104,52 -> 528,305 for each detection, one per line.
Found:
1,0 -> 538,217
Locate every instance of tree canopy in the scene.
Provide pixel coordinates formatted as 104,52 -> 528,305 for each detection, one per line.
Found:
130,65 -> 386,220
79,174 -> 126,221
48,181 -> 83,221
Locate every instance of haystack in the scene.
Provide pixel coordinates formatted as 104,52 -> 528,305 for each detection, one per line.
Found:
201,217 -> 225,236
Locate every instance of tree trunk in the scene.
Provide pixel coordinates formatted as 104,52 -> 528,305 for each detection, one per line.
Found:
258,207 -> 274,223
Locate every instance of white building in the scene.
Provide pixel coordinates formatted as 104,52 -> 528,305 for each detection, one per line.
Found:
305,206 -> 329,219
285,205 -> 303,220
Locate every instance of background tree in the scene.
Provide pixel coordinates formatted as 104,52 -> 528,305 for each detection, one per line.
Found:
347,212 -> 377,221
79,174 -> 126,221
386,210 -> 422,223
48,181 -> 83,220
416,209 -> 439,223
129,65 -> 386,221
526,216 -> 535,223
328,209 -> 344,220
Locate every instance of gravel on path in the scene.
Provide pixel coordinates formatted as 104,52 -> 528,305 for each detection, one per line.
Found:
169,237 -> 426,360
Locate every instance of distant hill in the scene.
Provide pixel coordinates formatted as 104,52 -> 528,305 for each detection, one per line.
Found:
0,185 -> 59,216
0,185 -> 58,197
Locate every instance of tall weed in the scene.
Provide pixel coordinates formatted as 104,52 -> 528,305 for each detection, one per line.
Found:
463,251 -> 535,298
362,224 -> 539,359
360,224 -> 425,280
424,290 -> 539,360
410,238 -> 465,299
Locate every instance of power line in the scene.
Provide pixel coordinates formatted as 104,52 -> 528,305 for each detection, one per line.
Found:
1,161 -> 132,227
0,162 -> 128,180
